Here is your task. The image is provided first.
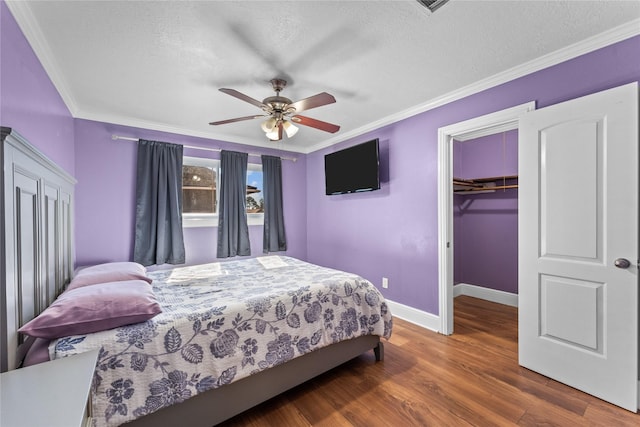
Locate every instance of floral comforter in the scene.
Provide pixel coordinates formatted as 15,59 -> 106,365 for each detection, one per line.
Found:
52,256 -> 393,427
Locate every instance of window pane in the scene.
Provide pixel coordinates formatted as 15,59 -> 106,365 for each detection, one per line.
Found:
246,170 -> 263,213
183,165 -> 216,213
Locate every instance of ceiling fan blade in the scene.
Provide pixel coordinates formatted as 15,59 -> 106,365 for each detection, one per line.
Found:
219,88 -> 266,109
209,115 -> 265,126
288,92 -> 336,113
291,115 -> 340,133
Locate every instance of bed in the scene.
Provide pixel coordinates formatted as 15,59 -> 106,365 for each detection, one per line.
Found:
54,256 -> 392,426
1,128 -> 392,427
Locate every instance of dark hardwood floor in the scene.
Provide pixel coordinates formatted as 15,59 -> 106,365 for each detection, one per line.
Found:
219,296 -> 640,426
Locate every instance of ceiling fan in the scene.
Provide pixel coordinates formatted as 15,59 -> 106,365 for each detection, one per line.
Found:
209,78 -> 340,141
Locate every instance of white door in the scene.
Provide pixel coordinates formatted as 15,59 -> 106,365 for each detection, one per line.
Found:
519,82 -> 638,411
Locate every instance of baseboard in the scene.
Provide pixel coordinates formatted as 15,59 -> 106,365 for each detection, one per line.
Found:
386,299 -> 440,332
385,286 -> 517,333
454,283 -> 518,307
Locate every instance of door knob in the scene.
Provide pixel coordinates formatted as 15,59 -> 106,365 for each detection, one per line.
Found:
614,258 -> 631,269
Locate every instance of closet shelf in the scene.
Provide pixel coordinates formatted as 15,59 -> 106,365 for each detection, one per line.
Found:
453,175 -> 518,194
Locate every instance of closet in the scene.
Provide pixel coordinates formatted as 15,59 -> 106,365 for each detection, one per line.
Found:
452,130 -> 518,300
0,127 -> 76,371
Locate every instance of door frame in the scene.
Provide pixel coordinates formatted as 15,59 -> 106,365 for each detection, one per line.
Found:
437,101 -> 536,335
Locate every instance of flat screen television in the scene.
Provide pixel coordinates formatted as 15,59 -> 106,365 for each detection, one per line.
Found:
324,138 -> 380,195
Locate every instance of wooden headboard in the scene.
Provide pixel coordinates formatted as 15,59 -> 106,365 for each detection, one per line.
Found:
0,128 -> 76,372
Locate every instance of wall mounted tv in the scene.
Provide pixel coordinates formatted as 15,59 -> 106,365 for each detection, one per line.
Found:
324,138 -> 380,195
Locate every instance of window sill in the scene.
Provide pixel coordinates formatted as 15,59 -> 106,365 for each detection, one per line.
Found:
183,214 -> 264,228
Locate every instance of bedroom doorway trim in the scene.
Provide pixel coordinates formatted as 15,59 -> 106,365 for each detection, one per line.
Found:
437,101 -> 535,335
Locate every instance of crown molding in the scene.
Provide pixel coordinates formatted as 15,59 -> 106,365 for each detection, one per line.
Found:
304,18 -> 640,154
75,109 -> 308,154
5,1 -> 80,116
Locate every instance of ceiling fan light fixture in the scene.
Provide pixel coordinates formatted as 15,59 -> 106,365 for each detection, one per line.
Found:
266,128 -> 280,141
282,121 -> 298,138
261,117 -> 277,132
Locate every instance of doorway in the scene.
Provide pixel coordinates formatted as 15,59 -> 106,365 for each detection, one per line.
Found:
452,130 -> 519,307
437,102 -> 535,335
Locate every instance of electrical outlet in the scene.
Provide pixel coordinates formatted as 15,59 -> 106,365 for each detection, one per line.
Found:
382,277 -> 389,289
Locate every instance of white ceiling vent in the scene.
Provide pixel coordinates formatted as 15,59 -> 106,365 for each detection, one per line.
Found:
416,0 -> 450,14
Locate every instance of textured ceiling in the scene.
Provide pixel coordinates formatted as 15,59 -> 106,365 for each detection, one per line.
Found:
6,1 -> 640,153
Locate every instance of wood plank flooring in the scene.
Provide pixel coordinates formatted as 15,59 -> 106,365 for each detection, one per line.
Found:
219,296 -> 640,426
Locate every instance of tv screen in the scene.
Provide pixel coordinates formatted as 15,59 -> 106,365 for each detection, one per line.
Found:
324,139 -> 380,195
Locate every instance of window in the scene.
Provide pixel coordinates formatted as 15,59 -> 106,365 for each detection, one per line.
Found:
183,164 -> 217,214
246,163 -> 264,214
182,156 -> 263,227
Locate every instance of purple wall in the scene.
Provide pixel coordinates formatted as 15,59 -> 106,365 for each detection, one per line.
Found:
453,131 -> 518,294
0,1 -> 75,174
73,119 -> 307,268
453,131 -> 518,180
3,0 -> 639,316
306,35 -> 640,315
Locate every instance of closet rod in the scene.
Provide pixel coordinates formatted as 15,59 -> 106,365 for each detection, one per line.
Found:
454,184 -> 519,193
111,135 -> 297,162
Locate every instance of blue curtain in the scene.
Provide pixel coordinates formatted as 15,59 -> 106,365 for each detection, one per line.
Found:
261,155 -> 287,253
217,150 -> 251,257
133,139 -> 185,266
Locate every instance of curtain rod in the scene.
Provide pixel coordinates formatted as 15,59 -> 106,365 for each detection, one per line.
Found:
111,135 -> 297,162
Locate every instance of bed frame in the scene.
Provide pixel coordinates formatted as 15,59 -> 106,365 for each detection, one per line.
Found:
1,128 -> 384,426
127,336 -> 382,426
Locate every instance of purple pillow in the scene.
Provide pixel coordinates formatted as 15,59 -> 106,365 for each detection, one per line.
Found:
22,337 -> 51,367
67,261 -> 151,290
18,280 -> 162,339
